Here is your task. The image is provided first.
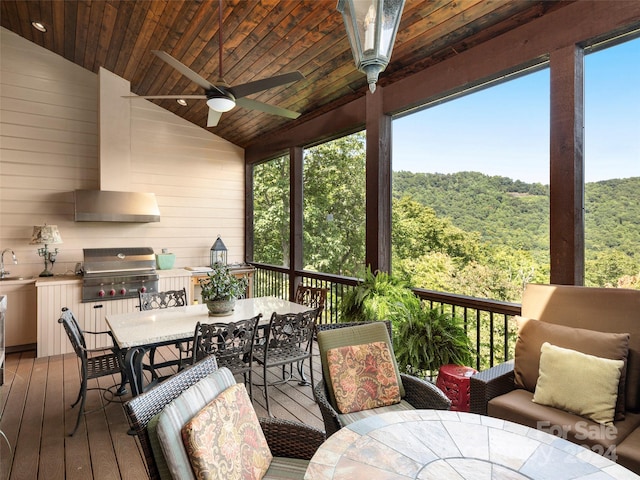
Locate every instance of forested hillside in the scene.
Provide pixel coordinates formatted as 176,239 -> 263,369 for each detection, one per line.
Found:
392,171 -> 640,292
252,134 -> 639,304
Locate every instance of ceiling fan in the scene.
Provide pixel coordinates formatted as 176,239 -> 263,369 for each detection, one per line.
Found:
130,0 -> 304,127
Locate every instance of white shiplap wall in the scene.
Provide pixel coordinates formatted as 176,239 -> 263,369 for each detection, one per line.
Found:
0,27 -> 246,279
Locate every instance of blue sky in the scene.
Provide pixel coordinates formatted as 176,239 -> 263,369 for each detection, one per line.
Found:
392,36 -> 639,184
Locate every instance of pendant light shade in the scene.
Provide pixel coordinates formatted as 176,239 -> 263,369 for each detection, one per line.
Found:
337,0 -> 405,93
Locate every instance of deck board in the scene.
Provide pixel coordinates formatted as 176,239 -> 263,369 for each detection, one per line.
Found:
1,346 -> 324,479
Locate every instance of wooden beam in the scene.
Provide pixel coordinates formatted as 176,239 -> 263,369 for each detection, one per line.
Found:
290,146 -> 304,299
549,45 -> 584,285
365,86 -> 391,273
245,98 -> 365,164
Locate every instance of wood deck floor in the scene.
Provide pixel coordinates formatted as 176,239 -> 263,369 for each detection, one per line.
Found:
0,346 -> 324,480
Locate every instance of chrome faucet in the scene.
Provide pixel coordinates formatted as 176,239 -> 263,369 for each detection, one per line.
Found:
1,249 -> 18,278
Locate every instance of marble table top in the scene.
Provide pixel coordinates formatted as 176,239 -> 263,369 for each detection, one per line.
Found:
105,296 -> 310,348
305,410 -> 638,479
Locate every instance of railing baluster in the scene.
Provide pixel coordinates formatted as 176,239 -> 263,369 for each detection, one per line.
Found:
249,263 -> 521,371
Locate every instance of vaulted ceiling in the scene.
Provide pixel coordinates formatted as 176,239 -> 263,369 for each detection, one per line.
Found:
0,0 -> 573,149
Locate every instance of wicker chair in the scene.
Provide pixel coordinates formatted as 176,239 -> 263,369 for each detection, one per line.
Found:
58,307 -> 127,436
314,321 -> 451,437
124,356 -> 325,480
191,314 -> 261,400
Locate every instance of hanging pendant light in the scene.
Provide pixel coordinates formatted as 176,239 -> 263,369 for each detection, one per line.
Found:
337,0 -> 405,93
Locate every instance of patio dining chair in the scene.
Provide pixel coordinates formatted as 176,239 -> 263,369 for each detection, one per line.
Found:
253,308 -> 319,416
58,307 -> 128,436
190,314 -> 261,400
138,288 -> 190,371
294,285 -> 327,318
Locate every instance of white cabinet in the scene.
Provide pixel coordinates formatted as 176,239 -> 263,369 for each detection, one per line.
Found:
36,272 -> 191,358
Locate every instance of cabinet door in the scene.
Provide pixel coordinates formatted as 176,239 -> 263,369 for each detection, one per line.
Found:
0,283 -> 37,348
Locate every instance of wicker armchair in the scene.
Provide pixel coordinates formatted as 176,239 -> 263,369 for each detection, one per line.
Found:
314,321 -> 451,437
124,356 -> 325,480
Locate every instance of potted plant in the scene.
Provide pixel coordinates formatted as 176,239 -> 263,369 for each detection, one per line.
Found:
339,266 -> 420,329
393,300 -> 474,379
199,263 -> 249,316
340,266 -> 474,378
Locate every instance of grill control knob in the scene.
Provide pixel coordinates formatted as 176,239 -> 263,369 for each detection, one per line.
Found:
109,289 -> 116,296
120,287 -> 127,295
140,286 -> 147,293
98,289 -> 105,297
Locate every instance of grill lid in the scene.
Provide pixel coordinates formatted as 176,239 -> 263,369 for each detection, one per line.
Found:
83,247 -> 156,275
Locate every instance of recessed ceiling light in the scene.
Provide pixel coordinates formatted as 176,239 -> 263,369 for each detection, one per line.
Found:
176,99 -> 188,106
31,21 -> 47,32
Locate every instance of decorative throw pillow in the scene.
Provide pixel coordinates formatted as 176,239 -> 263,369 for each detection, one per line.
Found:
327,341 -> 401,414
513,317 -> 629,420
156,367 -> 237,480
182,383 -> 272,480
533,342 -> 624,425
317,322 -> 405,411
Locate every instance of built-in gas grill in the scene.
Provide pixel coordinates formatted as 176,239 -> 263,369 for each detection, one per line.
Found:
82,247 -> 159,302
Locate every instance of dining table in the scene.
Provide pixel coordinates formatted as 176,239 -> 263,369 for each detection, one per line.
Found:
105,296 -> 312,396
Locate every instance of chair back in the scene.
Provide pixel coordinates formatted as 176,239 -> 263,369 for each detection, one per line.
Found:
58,308 -> 88,359
265,308 -> 318,352
123,356 -> 219,480
139,288 -> 188,311
192,315 -> 261,367
295,285 -> 327,314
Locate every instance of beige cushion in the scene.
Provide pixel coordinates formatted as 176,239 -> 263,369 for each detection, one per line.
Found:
513,317 -> 629,419
156,368 -> 237,480
182,383 -> 272,479
327,341 -> 401,413
532,342 -> 624,425
317,322 -> 405,410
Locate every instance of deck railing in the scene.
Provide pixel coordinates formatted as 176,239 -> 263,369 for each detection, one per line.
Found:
251,263 -> 522,372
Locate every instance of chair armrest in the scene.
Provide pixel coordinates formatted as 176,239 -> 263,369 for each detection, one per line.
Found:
401,373 -> 452,410
469,359 -> 516,415
313,380 -> 342,438
259,417 -> 325,460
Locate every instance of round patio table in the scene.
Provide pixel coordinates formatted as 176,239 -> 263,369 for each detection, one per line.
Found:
304,410 -> 637,479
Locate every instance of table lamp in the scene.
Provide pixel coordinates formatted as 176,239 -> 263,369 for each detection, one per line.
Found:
30,224 -> 63,277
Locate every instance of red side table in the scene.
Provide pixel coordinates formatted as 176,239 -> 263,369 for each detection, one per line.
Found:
435,364 -> 478,412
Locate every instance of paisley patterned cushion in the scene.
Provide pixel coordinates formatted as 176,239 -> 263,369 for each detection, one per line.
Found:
181,383 -> 272,479
327,341 -> 401,414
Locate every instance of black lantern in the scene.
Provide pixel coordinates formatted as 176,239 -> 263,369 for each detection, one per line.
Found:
210,235 -> 227,267
337,0 -> 405,93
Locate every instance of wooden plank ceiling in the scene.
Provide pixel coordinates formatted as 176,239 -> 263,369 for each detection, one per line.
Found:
1,0 -> 572,149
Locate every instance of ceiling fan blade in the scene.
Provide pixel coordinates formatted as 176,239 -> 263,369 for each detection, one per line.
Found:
236,98 -> 301,119
229,71 -> 304,99
152,50 -> 215,91
207,109 -> 223,127
123,95 -> 207,100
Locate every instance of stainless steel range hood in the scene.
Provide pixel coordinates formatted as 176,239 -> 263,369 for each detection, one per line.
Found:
74,190 -> 160,223
74,68 -> 161,223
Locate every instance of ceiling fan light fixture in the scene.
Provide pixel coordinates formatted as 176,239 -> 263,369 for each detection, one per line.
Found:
206,96 -> 236,112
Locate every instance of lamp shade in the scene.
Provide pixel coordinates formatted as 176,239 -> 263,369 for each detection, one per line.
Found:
206,96 -> 236,112
337,0 -> 405,93
30,224 -> 63,245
